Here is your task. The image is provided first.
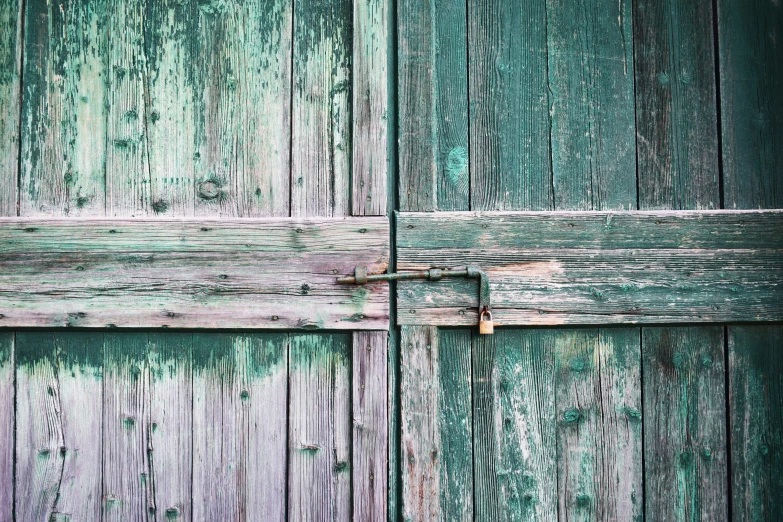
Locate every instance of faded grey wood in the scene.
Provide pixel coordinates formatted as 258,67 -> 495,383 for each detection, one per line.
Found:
291,0 -> 352,218
634,0 -> 719,210
396,210 -> 783,326
15,332 -> 103,522
0,334 -> 12,517
353,0 -> 388,216
352,331 -> 388,521
20,0 -> 108,216
729,326 -> 783,521
0,0 -> 21,216
642,327 -> 728,520
471,329 -> 557,521
288,334 -> 352,522
555,329 -> 642,520
398,0 -> 469,212
0,217 -> 390,329
192,334 -> 287,521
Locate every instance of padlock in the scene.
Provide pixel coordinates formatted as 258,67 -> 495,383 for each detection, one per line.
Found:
479,308 -> 494,335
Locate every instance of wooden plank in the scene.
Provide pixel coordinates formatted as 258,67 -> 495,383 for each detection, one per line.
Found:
0,333 -> 12,517
288,333 -> 351,521
15,332 -> 103,522
353,0 -> 388,216
291,0 -> 352,218
554,328 -> 642,520
0,217 -> 390,329
398,0 -> 469,212
0,0 -> 21,216
20,0 -> 108,216
719,0 -> 783,208
467,0 -> 551,211
547,0 -> 637,211
192,0 -> 292,217
396,210 -> 783,326
642,327 -> 728,520
729,326 -> 783,521
352,331 -> 388,521
471,329 -> 557,521
192,333 -> 287,521
634,0 -> 719,210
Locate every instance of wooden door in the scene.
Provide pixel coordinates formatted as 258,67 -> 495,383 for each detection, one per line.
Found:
396,0 -> 782,520
0,0 -> 391,520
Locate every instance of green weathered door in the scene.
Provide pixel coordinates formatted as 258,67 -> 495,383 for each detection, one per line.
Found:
395,0 -> 782,520
0,0 -> 392,520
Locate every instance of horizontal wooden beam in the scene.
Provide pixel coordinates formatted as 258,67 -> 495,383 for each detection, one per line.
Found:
396,210 -> 783,326
0,218 -> 389,329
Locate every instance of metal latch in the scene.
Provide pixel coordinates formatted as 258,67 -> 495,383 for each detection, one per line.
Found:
337,265 -> 494,334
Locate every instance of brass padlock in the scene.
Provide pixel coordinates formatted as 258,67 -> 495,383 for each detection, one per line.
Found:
479,308 -> 494,335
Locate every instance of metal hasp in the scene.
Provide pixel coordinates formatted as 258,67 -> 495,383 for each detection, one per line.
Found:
337,265 -> 494,334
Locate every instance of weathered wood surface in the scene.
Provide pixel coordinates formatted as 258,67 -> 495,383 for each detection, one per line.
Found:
398,0 -> 468,212
729,326 -> 783,521
397,210 -> 783,326
192,334 -> 287,520
288,334 -> 352,521
0,217 -> 389,329
0,334 -> 12,517
0,0 -> 21,217
352,331 -> 388,521
643,327 -> 728,520
15,332 -> 103,522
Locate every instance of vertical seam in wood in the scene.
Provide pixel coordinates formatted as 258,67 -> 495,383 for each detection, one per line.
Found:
631,0 -> 641,211
723,325 -> 733,520
14,0 -> 25,217
284,333 -> 291,521
189,334 -> 194,522
639,327 -> 646,520
288,0 -> 296,218
101,334 -> 107,522
712,0 -> 725,210
11,331 -> 17,522
543,3 -> 556,211
464,0 -> 472,212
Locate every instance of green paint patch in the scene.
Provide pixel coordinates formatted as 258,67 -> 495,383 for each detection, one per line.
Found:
576,494 -> 592,508
165,507 -> 181,519
568,356 -> 589,372
300,444 -> 321,454
334,461 -> 349,473
623,406 -> 642,421
445,146 -> 469,195
240,390 -> 250,401
152,200 -> 169,214
123,416 -> 136,429
563,409 -> 581,424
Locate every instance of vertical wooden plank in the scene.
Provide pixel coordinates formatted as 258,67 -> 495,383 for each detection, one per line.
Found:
192,0 -> 293,217
288,333 -> 351,521
719,0 -> 783,208
192,333 -> 288,520
353,0 -> 388,216
634,0 -> 719,210
15,332 -> 103,522
20,0 -> 108,216
0,333 -> 13,518
102,333 -> 151,520
468,0 -> 552,211
554,329 -> 642,521
472,329 -> 557,522
353,331 -> 388,521
291,0 -> 352,218
398,0 -> 469,212
642,327 -> 728,521
0,0 -> 22,215
547,0 -> 637,211
729,326 -> 783,521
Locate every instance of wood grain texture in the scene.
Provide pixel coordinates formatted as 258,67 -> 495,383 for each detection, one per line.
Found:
471,329 -> 557,521
729,326 -> 783,521
468,0 -> 552,211
20,0 -> 108,216
634,0 -> 719,210
291,0 -> 352,218
193,0 -> 293,217
719,0 -> 783,208
398,0 -> 469,212
352,331 -> 388,521
0,217 -> 390,329
192,333 -> 288,521
0,334 -> 12,518
547,0 -> 637,211
15,332 -> 103,522
642,327 -> 728,521
0,0 -> 21,216
396,210 -> 783,325
555,328 -> 642,521
353,0 -> 388,216
288,333 -> 352,522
